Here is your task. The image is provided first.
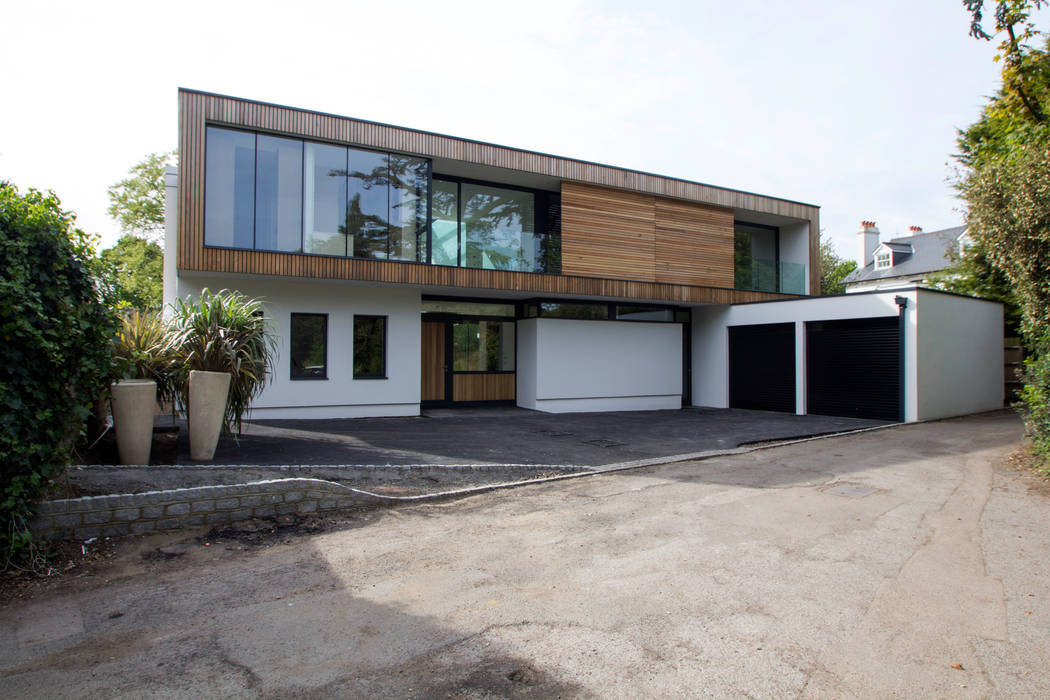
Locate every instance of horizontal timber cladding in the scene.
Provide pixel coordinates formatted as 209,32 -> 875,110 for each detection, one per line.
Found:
453,373 -> 516,402
177,89 -> 813,301
560,183 -> 735,287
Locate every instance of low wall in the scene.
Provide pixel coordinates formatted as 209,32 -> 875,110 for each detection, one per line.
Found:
29,478 -> 387,541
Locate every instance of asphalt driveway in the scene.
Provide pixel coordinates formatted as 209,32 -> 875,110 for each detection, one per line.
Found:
186,406 -> 886,466
4,410 -> 1047,697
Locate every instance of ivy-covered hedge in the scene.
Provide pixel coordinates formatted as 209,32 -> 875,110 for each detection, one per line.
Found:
0,184 -> 118,562
1019,334 -> 1050,471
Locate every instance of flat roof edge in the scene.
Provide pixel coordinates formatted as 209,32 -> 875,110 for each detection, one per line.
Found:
178,88 -> 820,211
727,286 -> 1004,307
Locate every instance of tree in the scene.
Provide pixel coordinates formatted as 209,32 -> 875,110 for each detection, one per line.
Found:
818,232 -> 857,295
959,1 -> 1050,465
107,151 -> 174,242
97,234 -> 164,311
0,183 -> 119,563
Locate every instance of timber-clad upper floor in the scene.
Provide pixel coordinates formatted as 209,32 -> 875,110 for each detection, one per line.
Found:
176,89 -> 819,304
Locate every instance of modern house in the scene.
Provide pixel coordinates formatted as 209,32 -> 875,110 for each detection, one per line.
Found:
844,221 -> 968,293
164,89 -> 1003,423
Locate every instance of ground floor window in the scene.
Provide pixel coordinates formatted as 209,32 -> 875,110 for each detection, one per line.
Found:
354,315 -> 387,379
452,321 -> 515,371
290,313 -> 327,379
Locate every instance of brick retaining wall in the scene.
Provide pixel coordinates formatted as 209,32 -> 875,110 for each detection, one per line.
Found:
29,478 -> 387,541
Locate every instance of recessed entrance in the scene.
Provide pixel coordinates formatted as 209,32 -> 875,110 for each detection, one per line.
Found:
421,317 -> 516,406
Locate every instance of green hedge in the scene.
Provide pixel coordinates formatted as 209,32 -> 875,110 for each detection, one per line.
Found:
0,184 -> 118,562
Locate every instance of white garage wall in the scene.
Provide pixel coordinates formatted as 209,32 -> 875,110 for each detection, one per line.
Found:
693,291 -> 919,420
692,289 -> 1004,423
915,289 -> 1003,420
175,275 -> 421,418
517,318 -> 682,413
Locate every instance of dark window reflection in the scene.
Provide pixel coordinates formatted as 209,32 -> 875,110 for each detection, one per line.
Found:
290,313 -> 327,379
353,315 -> 387,378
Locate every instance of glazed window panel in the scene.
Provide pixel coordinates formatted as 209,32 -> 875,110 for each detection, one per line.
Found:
204,127 -> 255,249
452,321 -> 515,371
461,183 -> 536,272
389,155 -> 429,262
304,142 -> 348,256
353,315 -> 387,378
255,135 -> 303,253
290,313 -> 327,379
430,179 -> 461,266
348,149 -> 390,260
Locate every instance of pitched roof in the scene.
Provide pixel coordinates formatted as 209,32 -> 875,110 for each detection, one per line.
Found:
844,225 -> 966,284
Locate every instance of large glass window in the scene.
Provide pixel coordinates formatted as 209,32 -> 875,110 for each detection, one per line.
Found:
461,183 -> 535,271
348,149 -> 390,260
204,127 -> 428,262
353,315 -> 387,379
205,128 -> 255,249
389,155 -> 428,262
304,142 -> 348,256
430,179 -> 461,266
452,321 -> 515,371
255,135 -> 303,252
430,178 -> 560,273
734,224 -> 778,292
290,314 -> 327,379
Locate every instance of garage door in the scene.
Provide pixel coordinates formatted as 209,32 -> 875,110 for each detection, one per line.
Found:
806,317 -> 900,421
728,323 -> 795,413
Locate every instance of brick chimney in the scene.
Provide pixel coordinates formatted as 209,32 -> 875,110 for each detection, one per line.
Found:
857,220 -> 880,266
906,225 -> 923,236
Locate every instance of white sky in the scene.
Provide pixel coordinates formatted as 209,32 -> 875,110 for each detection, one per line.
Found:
1,0 -> 1018,264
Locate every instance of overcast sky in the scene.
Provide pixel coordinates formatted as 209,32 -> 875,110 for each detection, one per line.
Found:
1,0 -> 1018,263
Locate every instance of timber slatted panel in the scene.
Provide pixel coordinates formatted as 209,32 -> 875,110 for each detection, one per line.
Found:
453,374 -> 515,402
561,183 -> 735,287
561,183 -> 656,282
420,322 -> 445,402
177,89 -> 816,301
653,198 -> 734,287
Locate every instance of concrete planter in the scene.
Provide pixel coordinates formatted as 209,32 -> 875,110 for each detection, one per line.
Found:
189,370 -> 231,461
111,379 -> 157,465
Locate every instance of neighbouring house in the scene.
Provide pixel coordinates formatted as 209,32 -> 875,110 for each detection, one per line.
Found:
843,221 -> 968,293
164,89 -> 1003,423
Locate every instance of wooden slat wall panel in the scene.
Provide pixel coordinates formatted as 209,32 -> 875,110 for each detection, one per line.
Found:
653,198 -> 734,287
561,183 -> 656,282
420,322 -> 445,401
453,374 -> 515,402
176,89 -> 812,303
561,183 -> 735,287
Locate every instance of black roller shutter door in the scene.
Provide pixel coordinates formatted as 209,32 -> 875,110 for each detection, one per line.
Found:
728,323 -> 796,413
806,317 -> 899,421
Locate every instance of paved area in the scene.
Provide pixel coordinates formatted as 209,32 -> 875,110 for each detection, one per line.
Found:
186,406 -> 886,466
4,410 -> 1048,697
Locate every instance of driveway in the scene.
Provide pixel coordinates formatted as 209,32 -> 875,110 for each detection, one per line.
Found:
3,410 -> 1048,697
188,406 -> 886,466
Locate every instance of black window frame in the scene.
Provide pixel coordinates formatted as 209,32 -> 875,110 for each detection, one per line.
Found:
520,299 -> 676,323
734,220 -> 781,293
353,314 -> 388,380
203,125 -> 431,265
289,312 -> 329,380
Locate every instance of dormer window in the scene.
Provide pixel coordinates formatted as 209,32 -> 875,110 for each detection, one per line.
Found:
875,251 -> 892,270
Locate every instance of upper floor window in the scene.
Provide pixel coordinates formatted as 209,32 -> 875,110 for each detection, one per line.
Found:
875,251 -> 892,269
734,223 -> 778,292
204,126 -> 428,262
430,177 -> 561,274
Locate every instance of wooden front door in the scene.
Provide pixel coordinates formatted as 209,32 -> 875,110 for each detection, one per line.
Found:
421,321 -> 447,402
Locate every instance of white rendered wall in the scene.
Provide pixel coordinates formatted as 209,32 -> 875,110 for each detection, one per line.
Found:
175,276 -> 421,419
692,291 -> 920,420
779,222 -> 811,294
914,289 -> 1003,420
517,318 -> 682,413
162,167 -> 178,315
